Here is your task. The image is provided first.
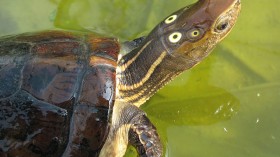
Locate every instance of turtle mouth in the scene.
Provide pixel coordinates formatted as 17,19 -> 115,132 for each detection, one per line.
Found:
183,42 -> 214,63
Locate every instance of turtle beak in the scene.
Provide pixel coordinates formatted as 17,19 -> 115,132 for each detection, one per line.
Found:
172,0 -> 241,63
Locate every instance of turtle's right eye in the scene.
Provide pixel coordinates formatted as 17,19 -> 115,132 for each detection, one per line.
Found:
165,15 -> 177,24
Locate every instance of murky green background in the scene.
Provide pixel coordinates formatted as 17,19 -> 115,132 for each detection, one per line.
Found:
1,0 -> 280,157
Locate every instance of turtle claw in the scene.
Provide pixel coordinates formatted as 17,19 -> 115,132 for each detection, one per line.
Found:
129,114 -> 162,157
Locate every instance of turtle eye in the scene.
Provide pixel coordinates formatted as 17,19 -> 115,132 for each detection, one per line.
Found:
165,15 -> 177,24
214,16 -> 230,33
168,32 -> 182,43
216,20 -> 229,32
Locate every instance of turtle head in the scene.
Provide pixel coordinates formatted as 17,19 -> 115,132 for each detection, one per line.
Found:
148,0 -> 241,65
117,0 -> 241,106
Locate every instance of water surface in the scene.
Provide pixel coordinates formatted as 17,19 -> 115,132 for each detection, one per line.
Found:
1,0 -> 280,157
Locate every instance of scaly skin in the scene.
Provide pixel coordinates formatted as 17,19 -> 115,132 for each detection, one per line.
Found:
0,1 -> 241,157
101,0 -> 241,157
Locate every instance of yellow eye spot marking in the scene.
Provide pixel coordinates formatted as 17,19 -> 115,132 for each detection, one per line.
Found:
168,32 -> 182,43
191,30 -> 200,37
165,15 -> 177,24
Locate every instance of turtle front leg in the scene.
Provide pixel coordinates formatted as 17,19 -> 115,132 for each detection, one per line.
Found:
99,100 -> 162,157
129,114 -> 162,157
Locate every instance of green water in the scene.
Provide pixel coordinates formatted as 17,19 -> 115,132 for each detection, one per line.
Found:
1,0 -> 280,157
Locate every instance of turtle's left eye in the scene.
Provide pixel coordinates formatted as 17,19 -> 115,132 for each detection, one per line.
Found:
214,16 -> 230,33
216,20 -> 229,32
165,15 -> 177,24
168,32 -> 182,43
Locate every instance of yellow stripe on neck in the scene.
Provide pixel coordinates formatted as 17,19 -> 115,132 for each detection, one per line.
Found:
118,40 -> 152,72
118,72 -> 173,107
118,51 -> 167,91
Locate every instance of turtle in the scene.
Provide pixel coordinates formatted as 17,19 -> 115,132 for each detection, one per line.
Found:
0,0 -> 241,156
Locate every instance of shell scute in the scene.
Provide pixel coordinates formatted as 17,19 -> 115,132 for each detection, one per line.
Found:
0,30 -> 119,156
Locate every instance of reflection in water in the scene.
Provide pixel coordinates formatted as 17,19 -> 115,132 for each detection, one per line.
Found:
163,83 -> 280,157
1,0 -> 280,157
144,85 -> 240,126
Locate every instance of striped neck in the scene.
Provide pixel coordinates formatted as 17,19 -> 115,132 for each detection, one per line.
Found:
116,39 -> 196,106
114,0 -> 242,107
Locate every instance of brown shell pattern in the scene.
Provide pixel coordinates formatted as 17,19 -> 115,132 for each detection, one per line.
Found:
0,30 -> 119,157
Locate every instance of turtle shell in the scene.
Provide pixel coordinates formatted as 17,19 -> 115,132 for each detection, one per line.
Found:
0,30 -> 119,157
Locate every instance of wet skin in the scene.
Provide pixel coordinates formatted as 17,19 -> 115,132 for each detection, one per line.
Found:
0,0 -> 241,157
